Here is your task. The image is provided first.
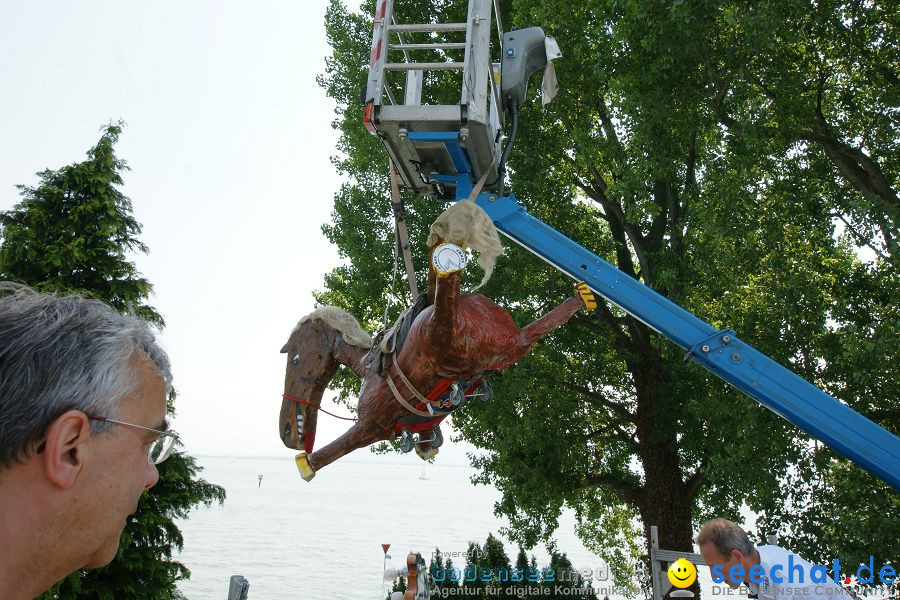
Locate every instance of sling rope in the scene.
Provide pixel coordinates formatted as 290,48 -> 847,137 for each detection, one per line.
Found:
282,394 -> 357,422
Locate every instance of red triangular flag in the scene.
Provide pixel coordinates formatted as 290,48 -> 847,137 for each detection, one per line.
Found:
382,544 -> 391,555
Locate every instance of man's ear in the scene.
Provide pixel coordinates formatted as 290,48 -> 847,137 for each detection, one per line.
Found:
42,410 -> 92,490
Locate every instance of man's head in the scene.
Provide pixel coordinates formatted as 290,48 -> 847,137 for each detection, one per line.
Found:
697,518 -> 757,588
0,282 -> 173,574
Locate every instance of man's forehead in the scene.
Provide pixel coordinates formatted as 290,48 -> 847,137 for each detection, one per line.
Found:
121,355 -> 168,418
700,544 -> 723,561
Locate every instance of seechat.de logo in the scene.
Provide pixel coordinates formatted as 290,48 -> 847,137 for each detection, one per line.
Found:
668,558 -> 698,598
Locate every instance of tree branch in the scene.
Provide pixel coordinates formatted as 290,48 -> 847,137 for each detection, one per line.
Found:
581,472 -> 642,504
581,298 -> 636,355
571,148 -> 656,282
685,129 -> 697,194
702,45 -> 743,133
683,457 -> 709,501
832,212 -> 890,261
597,94 -> 625,158
587,423 -> 639,450
572,176 -> 639,279
647,179 -> 671,254
714,59 -> 899,232
553,378 -> 636,421
586,424 -> 637,446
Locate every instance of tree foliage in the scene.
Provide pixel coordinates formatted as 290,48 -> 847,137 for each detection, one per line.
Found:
0,123 -> 226,598
317,0 -> 898,587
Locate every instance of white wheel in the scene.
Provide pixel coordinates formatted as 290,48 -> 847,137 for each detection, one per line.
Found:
398,430 -> 414,453
478,379 -> 493,402
430,426 -> 444,448
449,383 -> 465,406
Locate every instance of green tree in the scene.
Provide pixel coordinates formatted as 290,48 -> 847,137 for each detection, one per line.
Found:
480,534 -> 515,598
385,572 -> 408,600
514,546 -> 529,576
545,551 -> 598,600
0,123 -> 226,598
459,542 -> 487,598
430,548 -> 462,593
315,0 -> 898,588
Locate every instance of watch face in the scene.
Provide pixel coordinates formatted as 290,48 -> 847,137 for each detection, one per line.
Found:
431,243 -> 467,274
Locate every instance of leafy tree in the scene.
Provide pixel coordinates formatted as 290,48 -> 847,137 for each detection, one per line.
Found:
315,0 -> 898,590
0,123 -> 226,598
701,0 -> 899,262
459,541 -> 488,599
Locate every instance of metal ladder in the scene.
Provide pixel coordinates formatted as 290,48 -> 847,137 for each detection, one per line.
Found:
363,0 -> 504,195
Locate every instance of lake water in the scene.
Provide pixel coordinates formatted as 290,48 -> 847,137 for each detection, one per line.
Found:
174,455 -> 608,599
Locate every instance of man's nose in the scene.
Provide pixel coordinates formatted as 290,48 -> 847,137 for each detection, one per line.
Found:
145,462 -> 160,489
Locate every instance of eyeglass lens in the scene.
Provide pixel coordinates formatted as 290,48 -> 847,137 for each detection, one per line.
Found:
149,435 -> 176,464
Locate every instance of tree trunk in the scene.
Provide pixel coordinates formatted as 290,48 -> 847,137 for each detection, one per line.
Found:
630,343 -> 701,599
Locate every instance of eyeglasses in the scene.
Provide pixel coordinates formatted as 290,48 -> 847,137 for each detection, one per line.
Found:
87,415 -> 179,465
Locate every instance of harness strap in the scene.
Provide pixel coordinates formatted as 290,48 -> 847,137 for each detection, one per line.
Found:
393,359 -> 430,406
466,167 -> 491,203
385,372 -> 433,418
386,359 -> 452,418
389,162 -> 419,299
380,304 -> 407,356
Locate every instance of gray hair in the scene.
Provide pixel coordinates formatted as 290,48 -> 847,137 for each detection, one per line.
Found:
0,282 -> 172,468
696,518 -> 755,559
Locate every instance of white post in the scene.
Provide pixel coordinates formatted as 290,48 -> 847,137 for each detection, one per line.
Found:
461,0 -> 492,122
365,0 -> 394,106
651,526 -> 664,600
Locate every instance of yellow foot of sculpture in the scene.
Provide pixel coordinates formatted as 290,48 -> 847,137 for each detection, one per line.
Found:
575,281 -> 597,311
415,446 -> 439,461
295,452 -> 316,482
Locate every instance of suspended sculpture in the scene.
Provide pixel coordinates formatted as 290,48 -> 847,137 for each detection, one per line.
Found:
279,200 -> 595,480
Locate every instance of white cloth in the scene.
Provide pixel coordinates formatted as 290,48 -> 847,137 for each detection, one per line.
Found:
748,545 -> 849,600
541,36 -> 561,106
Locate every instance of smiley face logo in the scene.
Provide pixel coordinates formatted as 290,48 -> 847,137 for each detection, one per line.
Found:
668,558 -> 697,588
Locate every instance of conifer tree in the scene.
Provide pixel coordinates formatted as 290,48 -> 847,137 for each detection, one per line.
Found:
429,548 -> 462,592
384,573 -> 408,600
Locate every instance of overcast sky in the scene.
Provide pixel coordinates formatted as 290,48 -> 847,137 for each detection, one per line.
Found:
0,1 -> 477,463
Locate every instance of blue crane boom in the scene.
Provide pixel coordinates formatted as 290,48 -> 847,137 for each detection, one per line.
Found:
475,191 -> 900,489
